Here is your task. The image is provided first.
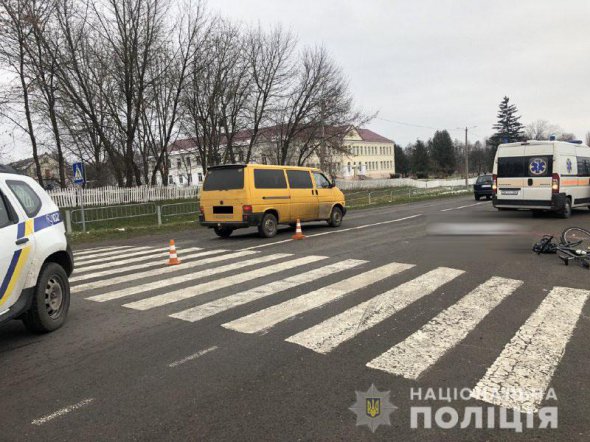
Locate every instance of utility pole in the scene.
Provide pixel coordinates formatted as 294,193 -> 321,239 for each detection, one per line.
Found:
320,100 -> 326,171
460,126 -> 477,186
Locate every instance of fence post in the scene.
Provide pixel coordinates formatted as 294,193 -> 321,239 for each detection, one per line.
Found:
157,205 -> 162,226
64,210 -> 72,234
368,192 -> 372,205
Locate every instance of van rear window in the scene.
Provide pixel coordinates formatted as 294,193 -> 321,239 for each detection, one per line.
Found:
203,168 -> 244,191
497,156 -> 552,178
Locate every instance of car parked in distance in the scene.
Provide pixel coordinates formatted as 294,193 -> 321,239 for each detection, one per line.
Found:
474,174 -> 493,200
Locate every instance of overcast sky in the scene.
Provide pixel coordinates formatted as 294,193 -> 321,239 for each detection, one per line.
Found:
2,0 -> 589,161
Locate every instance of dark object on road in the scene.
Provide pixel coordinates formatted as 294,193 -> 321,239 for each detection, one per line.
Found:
473,174 -> 493,201
533,229 -> 590,269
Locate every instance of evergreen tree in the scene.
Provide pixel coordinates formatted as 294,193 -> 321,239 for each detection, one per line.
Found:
429,130 -> 456,176
489,96 -> 526,148
410,139 -> 430,178
394,144 -> 410,176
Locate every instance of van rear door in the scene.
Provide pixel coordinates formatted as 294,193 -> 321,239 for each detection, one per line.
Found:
522,144 -> 553,202
201,166 -> 248,223
496,145 -> 526,201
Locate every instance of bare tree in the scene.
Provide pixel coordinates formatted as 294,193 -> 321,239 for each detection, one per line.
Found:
0,0 -> 44,184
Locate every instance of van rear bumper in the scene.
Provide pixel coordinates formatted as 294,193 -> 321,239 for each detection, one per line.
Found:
493,193 -> 566,211
199,213 -> 263,229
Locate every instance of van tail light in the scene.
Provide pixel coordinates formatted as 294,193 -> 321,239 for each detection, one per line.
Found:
242,205 -> 253,214
552,173 -> 560,193
492,174 -> 497,194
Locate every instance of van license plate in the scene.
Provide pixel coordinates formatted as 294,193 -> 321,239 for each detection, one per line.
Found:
501,190 -> 519,195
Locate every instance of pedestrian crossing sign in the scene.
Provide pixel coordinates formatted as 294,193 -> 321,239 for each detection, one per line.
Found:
73,162 -> 85,185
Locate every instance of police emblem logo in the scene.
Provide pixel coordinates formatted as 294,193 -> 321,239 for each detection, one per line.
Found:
366,398 -> 380,418
349,384 -> 397,433
529,157 -> 547,176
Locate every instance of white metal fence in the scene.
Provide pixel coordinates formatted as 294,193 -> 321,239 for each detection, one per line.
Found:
48,185 -> 199,208
335,177 -> 476,190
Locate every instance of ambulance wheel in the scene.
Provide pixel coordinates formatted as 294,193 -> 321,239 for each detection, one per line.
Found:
559,198 -> 572,219
23,263 -> 70,333
214,226 -> 233,238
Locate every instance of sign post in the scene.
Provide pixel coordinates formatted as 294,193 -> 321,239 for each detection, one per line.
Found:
73,162 -> 86,232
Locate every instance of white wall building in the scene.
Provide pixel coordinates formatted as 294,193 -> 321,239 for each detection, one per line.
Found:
156,127 -> 395,187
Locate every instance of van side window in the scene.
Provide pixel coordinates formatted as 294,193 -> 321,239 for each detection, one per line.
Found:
6,180 -> 42,217
0,192 -> 14,228
287,170 -> 313,189
313,172 -> 331,189
577,157 -> 590,177
254,169 -> 287,189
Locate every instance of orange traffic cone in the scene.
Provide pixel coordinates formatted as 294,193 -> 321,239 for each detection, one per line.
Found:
292,219 -> 305,240
167,240 -> 181,265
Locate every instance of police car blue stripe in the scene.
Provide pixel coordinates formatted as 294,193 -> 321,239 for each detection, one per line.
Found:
0,249 -> 21,301
34,211 -> 62,232
16,222 -> 25,239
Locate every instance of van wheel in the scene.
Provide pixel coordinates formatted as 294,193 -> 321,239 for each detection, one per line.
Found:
328,206 -> 343,227
258,213 -> 278,238
214,226 -> 233,238
23,263 -> 70,333
559,198 -> 572,219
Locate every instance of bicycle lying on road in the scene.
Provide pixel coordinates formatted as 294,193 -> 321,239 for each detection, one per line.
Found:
533,226 -> 590,269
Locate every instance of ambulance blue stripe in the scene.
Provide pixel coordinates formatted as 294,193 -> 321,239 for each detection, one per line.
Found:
0,249 -> 21,301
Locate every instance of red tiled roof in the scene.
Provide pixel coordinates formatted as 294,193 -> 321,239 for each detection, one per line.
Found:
169,126 -> 393,152
356,128 -> 394,144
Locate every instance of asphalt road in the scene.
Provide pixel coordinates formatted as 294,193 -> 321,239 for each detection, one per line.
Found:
1,195 -> 589,441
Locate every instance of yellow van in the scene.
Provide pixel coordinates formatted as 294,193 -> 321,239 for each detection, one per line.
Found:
199,164 -> 346,238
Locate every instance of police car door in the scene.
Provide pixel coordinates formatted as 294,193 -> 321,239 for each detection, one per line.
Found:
0,178 -> 37,314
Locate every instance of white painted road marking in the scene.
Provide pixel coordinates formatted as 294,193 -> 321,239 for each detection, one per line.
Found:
287,267 -> 464,354
74,247 -> 203,273
77,250 -> 258,293
87,252 -> 284,302
75,246 -> 159,266
170,259 -> 367,322
31,398 -> 95,426
74,245 -> 134,257
168,346 -> 218,368
71,248 -> 218,282
440,202 -> 486,212
243,214 -> 422,250
222,262 -> 414,334
470,286 -> 590,413
123,255 -> 323,311
367,276 -> 523,379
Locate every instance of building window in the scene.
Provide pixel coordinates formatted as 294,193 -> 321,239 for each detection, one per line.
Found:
188,174 -> 193,184
168,175 -> 174,185
177,158 -> 182,169
186,157 -> 191,168
179,175 -> 184,184
197,172 -> 203,182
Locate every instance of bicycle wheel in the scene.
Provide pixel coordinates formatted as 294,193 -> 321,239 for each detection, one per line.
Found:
561,227 -> 590,249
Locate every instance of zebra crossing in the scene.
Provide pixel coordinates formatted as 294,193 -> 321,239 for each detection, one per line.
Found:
72,244 -> 590,413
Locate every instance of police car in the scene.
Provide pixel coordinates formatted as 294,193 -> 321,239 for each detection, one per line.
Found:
0,165 -> 73,333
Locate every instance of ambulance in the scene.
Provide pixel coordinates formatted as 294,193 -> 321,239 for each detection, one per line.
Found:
492,140 -> 590,217
0,166 -> 73,332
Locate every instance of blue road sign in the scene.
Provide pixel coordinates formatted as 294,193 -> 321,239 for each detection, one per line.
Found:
73,162 -> 85,185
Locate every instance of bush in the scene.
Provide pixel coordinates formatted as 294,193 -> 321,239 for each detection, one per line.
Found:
416,172 -> 429,179
390,173 -> 402,179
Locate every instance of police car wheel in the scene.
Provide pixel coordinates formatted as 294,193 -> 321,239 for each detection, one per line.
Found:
23,263 -> 70,333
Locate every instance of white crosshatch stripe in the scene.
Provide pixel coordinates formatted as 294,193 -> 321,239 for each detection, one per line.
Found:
70,247 -> 215,282
77,250 -> 259,293
222,261 -> 414,334
470,286 -> 590,413
123,255 -> 324,311
74,245 -> 134,257
287,267 -> 464,354
76,246 -> 160,266
366,276 -> 523,379
170,259 -> 367,322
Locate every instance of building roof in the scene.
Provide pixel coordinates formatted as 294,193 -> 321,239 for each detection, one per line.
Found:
169,126 -> 393,153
